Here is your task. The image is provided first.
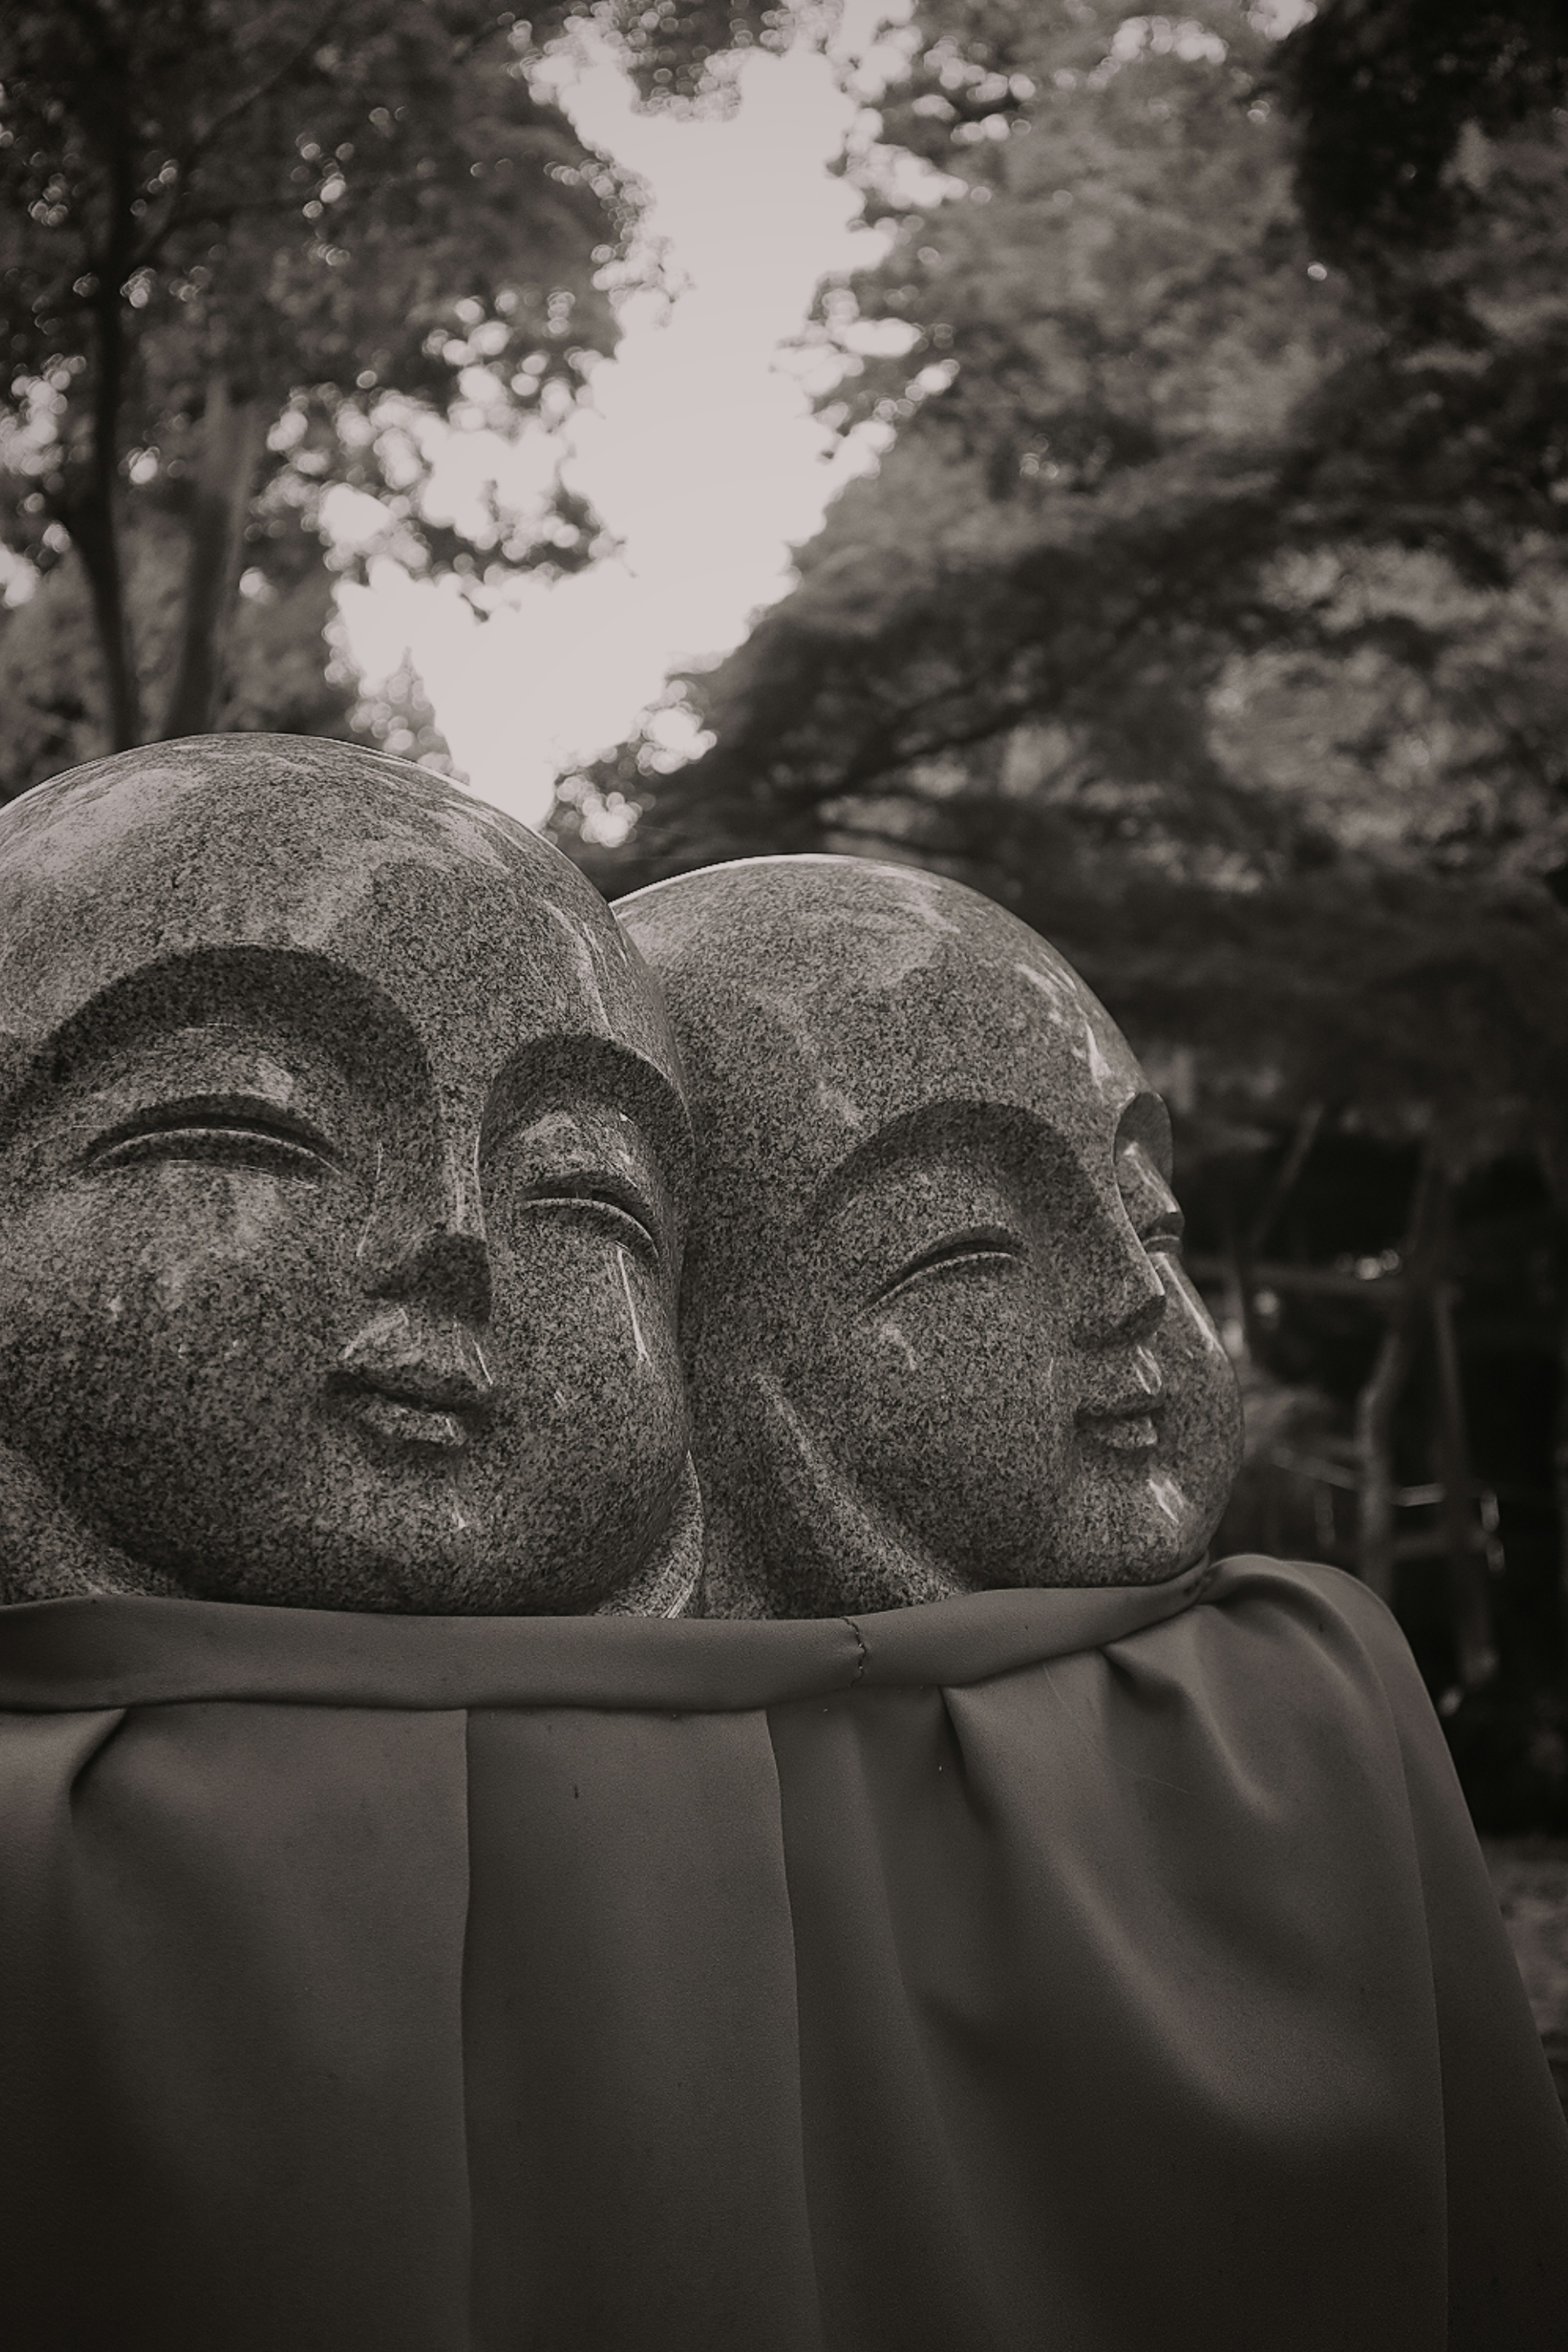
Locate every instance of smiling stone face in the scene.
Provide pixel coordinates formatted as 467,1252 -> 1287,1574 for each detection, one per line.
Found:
0,736 -> 695,1614
618,856 -> 1242,1617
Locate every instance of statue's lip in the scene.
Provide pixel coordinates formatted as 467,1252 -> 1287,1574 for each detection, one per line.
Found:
340,1378 -> 483,1451
1076,1397 -> 1163,1452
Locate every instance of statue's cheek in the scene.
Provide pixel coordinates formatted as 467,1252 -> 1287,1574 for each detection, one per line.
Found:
1155,1265 -> 1244,1511
806,1275 -> 1076,1580
489,1233 -> 687,1468
1,1167 -> 354,1440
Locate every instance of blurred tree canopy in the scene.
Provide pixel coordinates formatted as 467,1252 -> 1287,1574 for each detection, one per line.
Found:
554,0 -> 1568,1790
0,0 -> 804,797
557,0 -> 1568,1180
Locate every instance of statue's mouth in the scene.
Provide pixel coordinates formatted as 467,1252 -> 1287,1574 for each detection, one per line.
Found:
1076,1400 -> 1163,1454
336,1366 -> 492,1452
348,1390 -> 472,1450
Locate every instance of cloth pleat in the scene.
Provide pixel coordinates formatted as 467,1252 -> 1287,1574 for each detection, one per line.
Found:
1,1556 -> 1564,2350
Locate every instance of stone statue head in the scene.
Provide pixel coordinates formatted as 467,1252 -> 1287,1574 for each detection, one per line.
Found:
0,736 -> 697,1615
618,855 -> 1242,1617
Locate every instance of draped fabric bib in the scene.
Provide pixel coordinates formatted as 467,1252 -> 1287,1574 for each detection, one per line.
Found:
1,1555 -> 1564,2350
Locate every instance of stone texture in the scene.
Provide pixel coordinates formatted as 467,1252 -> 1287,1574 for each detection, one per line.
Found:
0,734 -> 699,1614
619,855 -> 1243,1618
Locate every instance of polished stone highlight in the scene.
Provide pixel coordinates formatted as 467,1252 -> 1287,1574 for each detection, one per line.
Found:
619,854 -> 1243,1617
0,734 -> 698,1615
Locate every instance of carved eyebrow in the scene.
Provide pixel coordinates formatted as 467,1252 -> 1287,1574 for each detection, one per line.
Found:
494,1099 -> 664,1192
63,1024 -> 350,1123
481,1039 -> 692,1215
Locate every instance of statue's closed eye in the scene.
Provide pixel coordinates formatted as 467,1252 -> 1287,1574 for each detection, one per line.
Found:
84,1099 -> 343,1180
517,1175 -> 662,1263
486,1103 -> 667,1269
872,1225 -> 1027,1307
1138,1209 -> 1185,1257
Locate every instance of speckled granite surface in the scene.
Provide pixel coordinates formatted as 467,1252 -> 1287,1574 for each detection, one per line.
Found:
0,735 -> 698,1615
619,855 -> 1243,1617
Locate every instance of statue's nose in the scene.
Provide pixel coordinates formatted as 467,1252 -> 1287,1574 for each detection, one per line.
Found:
336,1297 -> 497,1410
356,1126 -> 492,1325
370,1224 -> 492,1325
1073,1217 -> 1167,1348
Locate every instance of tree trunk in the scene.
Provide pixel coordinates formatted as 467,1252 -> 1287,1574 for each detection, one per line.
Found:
1356,1315 -> 1411,1606
1354,1145 -> 1443,1604
1430,1273 -> 1497,1688
69,217 -> 144,750
1246,1099 -> 1325,1258
1532,1136 -> 1568,1655
160,376 -> 266,741
1552,1320 -> 1568,1645
67,490 -> 143,751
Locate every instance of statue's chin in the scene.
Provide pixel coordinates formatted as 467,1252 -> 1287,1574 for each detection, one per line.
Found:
146,1546 -> 662,1617
1036,1497 -> 1218,1590
0,1445 -> 705,1621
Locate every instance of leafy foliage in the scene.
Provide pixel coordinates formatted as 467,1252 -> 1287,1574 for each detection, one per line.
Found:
0,503 -> 410,789
0,0 -> 799,793
586,0 -> 822,103
550,1 -> 1568,1783
556,0 -> 1568,1163
1278,0 -> 1568,268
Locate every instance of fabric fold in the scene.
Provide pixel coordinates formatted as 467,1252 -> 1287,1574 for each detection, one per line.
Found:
0,1559 -> 1210,1713
1,1556 -> 1563,2351
0,1701 -> 474,2352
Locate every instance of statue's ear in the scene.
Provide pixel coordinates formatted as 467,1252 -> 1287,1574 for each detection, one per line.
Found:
0,1438 -> 176,1604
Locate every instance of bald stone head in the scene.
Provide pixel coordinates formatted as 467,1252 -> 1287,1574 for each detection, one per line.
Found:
619,855 -> 1242,1617
0,735 -> 697,1615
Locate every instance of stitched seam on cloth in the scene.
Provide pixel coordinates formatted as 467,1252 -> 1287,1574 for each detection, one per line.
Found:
842,1617 -> 869,1683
